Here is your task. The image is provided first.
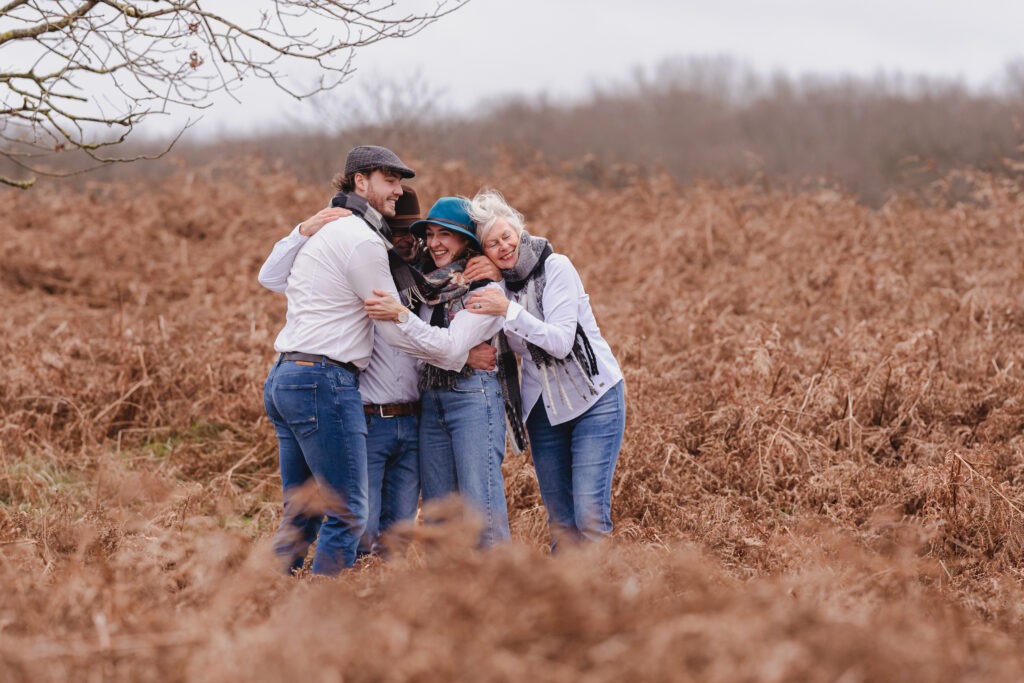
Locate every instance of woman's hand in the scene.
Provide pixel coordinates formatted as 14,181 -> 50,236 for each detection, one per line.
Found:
465,288 -> 510,317
299,207 -> 352,236
464,255 -> 502,283
365,289 -> 408,321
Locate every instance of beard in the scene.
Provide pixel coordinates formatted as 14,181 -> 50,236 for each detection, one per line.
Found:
366,186 -> 397,218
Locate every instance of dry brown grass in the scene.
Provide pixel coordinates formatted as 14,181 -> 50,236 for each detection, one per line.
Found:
2,154 -> 1024,681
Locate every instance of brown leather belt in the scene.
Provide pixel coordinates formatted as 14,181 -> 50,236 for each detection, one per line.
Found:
280,352 -> 358,374
363,402 -> 420,418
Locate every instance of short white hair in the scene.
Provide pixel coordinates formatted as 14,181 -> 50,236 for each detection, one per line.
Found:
467,188 -> 525,243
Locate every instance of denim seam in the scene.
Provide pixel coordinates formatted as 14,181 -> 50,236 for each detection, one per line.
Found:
484,383 -> 496,537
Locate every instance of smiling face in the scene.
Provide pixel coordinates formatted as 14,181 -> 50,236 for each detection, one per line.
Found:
482,217 -> 521,270
390,228 -> 419,263
424,225 -> 470,268
358,169 -> 404,218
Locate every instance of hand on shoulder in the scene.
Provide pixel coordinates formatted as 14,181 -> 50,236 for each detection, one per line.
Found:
299,207 -> 352,236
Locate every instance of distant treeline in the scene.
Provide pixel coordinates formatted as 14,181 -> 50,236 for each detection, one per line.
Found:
46,57 -> 1024,203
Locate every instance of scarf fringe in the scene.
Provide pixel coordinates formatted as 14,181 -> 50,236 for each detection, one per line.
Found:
419,364 -> 475,391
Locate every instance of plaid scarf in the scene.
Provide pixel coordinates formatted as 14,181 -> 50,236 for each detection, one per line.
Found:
417,258 -> 485,391
501,231 -> 599,419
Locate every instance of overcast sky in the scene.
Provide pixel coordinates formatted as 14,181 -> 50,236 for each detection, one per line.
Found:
154,0 -> 1024,138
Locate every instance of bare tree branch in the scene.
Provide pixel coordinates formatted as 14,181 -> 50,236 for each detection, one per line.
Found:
1,0 -> 469,188
0,1 -> 99,44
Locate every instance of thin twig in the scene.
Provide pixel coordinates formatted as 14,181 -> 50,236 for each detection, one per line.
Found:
951,451 -> 1024,518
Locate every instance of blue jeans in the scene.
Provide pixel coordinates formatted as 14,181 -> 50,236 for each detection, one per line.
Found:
527,380 -> 626,549
263,358 -> 368,576
419,370 -> 510,547
360,412 -> 420,555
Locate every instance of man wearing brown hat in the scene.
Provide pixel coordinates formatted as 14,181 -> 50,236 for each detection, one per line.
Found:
260,146 -> 497,572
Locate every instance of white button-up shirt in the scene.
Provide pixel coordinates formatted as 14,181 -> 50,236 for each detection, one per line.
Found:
503,254 -> 623,425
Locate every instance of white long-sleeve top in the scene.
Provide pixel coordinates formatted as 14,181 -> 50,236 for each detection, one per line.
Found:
502,254 -> 623,425
415,292 -> 505,366
260,222 -> 501,401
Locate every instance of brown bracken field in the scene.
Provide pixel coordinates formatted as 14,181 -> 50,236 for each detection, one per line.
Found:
2,152 -> 1024,682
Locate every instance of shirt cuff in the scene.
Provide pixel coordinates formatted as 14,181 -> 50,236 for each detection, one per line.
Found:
505,299 -> 524,322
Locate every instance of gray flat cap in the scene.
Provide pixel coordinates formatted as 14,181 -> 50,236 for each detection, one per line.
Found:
344,145 -> 415,178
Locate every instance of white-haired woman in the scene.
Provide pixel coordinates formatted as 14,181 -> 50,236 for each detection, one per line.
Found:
465,190 -> 626,549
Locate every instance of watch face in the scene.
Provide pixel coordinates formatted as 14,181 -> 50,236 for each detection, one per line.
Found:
398,310 -> 409,323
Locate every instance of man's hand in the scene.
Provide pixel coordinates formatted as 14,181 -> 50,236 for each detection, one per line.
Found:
299,207 -> 352,236
464,255 -> 502,283
466,342 -> 497,371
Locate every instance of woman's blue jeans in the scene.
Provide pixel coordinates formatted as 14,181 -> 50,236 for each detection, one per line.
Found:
263,358 -> 369,575
526,380 -> 626,549
419,370 -> 511,547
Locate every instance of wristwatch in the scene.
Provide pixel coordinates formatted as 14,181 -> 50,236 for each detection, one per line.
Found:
397,309 -> 409,324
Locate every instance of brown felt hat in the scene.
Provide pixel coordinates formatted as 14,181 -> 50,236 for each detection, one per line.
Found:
390,186 -> 421,231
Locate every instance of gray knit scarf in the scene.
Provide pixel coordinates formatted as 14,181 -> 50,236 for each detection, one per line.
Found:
502,231 -> 599,419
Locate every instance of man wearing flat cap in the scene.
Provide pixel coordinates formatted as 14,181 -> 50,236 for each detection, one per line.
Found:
260,146 -> 497,575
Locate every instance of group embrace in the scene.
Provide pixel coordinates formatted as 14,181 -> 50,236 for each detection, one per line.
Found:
259,145 -> 626,576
